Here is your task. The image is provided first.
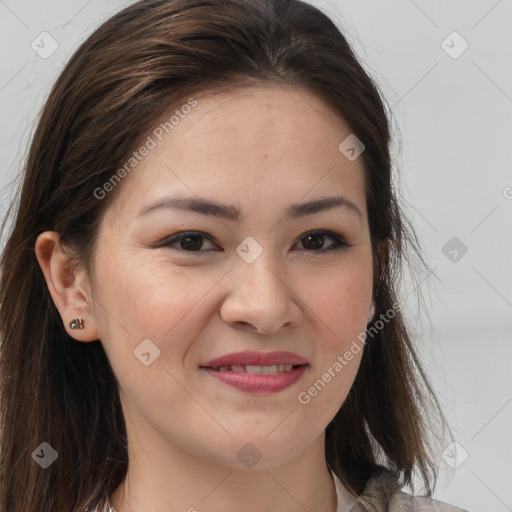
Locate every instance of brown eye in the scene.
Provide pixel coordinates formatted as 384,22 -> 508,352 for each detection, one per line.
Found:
157,232 -> 218,252
155,230 -> 350,254
296,230 -> 350,253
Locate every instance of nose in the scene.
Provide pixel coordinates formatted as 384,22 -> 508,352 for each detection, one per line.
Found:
219,253 -> 303,334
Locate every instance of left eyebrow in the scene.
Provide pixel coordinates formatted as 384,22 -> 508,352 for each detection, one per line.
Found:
136,195 -> 363,223
285,195 -> 362,222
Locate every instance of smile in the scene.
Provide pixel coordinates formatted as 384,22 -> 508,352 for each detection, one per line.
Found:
201,363 -> 308,393
211,364 -> 296,374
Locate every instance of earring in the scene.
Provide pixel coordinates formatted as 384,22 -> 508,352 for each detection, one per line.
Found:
69,318 -> 84,330
368,304 -> 375,323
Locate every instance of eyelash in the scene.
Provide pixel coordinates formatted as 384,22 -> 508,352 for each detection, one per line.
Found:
154,230 -> 351,254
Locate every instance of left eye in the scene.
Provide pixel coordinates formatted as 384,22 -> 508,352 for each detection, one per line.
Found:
156,230 -> 350,253
295,230 -> 350,252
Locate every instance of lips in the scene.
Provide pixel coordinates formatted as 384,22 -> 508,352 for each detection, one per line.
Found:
200,351 -> 309,393
201,350 -> 308,369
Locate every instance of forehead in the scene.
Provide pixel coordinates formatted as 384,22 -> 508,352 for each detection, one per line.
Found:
179,84 -> 352,149
103,84 -> 367,223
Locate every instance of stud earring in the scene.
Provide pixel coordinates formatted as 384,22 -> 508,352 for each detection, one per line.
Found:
69,318 -> 84,330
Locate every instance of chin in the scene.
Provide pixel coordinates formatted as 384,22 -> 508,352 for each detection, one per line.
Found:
200,430 -> 315,470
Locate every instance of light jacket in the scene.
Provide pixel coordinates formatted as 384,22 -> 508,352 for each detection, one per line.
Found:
332,468 -> 470,511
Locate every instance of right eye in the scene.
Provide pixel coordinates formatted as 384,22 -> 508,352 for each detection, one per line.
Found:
156,231 -> 219,252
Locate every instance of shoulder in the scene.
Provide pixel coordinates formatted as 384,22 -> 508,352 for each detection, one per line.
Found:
351,470 -> 470,512
387,491 -> 469,512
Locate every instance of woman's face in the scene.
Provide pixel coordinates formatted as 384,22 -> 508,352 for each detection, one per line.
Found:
87,85 -> 373,468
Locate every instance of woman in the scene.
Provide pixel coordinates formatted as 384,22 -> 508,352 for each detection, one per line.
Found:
0,0 -> 469,511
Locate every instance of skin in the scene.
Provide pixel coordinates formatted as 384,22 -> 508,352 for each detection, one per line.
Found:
36,84 -> 374,512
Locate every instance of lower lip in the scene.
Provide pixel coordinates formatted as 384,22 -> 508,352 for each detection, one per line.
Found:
202,365 -> 308,393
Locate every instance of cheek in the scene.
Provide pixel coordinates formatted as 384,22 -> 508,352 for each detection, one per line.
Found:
92,252 -> 224,367
301,263 -> 372,346
95,252 -> 185,329
296,268 -> 369,420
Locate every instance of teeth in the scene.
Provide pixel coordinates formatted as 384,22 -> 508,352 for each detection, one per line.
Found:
215,364 -> 294,374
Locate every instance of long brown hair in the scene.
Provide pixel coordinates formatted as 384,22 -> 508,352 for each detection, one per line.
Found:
0,1 -> 447,510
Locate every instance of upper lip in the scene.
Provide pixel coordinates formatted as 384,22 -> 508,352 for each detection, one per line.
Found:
201,350 -> 308,368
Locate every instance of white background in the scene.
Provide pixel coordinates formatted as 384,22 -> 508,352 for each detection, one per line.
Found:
0,1 -> 510,511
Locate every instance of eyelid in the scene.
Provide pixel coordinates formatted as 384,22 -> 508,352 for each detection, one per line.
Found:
153,231 -> 219,251
154,229 -> 351,254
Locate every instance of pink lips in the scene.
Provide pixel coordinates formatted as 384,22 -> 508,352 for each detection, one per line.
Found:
200,350 -> 309,393
202,350 -> 308,368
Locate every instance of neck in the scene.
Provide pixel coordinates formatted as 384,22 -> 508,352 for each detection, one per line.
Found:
108,428 -> 350,512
